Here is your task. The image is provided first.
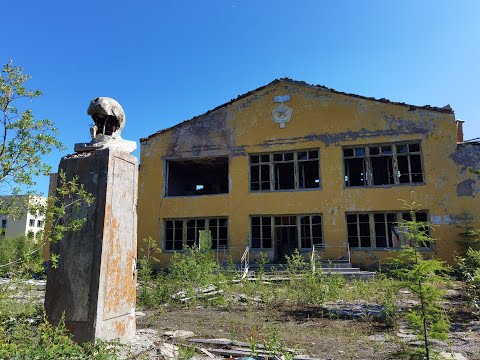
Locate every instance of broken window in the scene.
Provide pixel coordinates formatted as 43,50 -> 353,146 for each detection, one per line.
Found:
346,211 -> 429,248
274,152 -> 295,190
250,214 -> 322,249
374,213 -> 399,247
397,143 -> 423,183
298,150 -> 320,188
166,157 -> 228,196
343,148 -> 367,186
344,142 -> 423,187
186,219 -> 205,248
164,217 -> 228,251
209,218 -> 228,249
250,150 -> 320,191
401,211 -> 430,248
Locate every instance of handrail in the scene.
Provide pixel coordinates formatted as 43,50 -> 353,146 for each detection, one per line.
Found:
240,246 -> 249,279
311,246 -> 316,274
311,243 -> 351,269
347,242 -> 351,263
216,244 -> 228,264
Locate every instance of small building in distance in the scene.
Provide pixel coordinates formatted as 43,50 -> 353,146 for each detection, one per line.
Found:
137,78 -> 480,267
0,195 -> 47,240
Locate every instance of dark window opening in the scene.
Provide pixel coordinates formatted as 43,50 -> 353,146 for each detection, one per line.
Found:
299,150 -> 320,189
344,158 -> 366,186
347,211 -> 429,249
274,152 -> 295,190
300,215 -> 322,248
344,142 -> 424,187
374,212 -> 399,247
251,216 -> 272,249
371,154 -> 394,185
165,217 -> 228,251
167,157 -> 228,196
275,162 -> 295,189
250,150 -> 320,192
397,155 -> 410,183
251,215 -> 322,250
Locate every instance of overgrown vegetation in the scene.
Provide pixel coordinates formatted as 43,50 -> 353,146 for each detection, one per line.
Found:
0,61 -> 63,202
0,61 -> 108,359
455,168 -> 480,319
0,316 -> 121,359
387,202 -> 451,360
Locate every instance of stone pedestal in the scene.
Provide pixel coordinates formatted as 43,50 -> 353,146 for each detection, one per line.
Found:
45,148 -> 137,342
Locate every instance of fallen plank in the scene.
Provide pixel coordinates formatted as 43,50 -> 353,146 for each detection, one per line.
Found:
179,290 -> 224,303
206,348 -> 268,359
200,348 -> 216,358
188,338 -> 297,353
205,348 -> 319,360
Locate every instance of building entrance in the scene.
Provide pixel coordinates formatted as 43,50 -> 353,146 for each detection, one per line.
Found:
274,216 -> 298,262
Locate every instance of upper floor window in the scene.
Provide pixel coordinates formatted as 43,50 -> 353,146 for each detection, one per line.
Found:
346,211 -> 430,249
29,219 -> 35,227
343,142 -> 423,187
250,150 -> 320,191
165,217 -> 228,251
166,157 -> 228,197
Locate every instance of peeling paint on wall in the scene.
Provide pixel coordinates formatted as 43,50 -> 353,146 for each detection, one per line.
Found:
137,78 -> 479,267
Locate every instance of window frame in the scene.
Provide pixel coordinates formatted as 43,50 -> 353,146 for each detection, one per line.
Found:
164,217 -> 228,252
343,141 -> 425,188
249,149 -> 321,192
250,214 -> 323,250
345,210 -> 431,250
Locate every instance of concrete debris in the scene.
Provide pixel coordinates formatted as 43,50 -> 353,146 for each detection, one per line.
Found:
368,334 -> 387,342
172,285 -> 224,303
120,329 -> 158,359
158,342 -> 179,360
320,300 -> 384,319
439,352 -> 468,360
164,330 -> 195,339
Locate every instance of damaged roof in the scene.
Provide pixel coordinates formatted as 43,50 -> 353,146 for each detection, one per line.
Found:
141,78 -> 455,143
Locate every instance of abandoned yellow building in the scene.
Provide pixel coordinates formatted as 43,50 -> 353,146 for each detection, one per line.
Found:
137,78 -> 480,267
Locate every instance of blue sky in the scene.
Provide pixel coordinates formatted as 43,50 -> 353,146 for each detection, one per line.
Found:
3,0 -> 480,194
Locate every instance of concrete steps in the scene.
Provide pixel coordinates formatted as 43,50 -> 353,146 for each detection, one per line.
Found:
244,261 -> 376,281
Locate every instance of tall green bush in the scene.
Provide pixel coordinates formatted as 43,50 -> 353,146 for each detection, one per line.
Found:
388,203 -> 450,360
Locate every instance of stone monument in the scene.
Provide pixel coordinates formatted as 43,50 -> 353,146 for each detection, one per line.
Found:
45,97 -> 138,342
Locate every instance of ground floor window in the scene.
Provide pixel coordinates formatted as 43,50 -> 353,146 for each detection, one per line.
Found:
346,211 -> 430,249
165,217 -> 228,251
250,214 -> 323,250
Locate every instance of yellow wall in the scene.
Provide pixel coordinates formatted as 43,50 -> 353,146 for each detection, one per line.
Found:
137,80 -> 479,268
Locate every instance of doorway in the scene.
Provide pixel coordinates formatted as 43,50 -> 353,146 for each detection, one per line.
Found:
274,216 -> 298,262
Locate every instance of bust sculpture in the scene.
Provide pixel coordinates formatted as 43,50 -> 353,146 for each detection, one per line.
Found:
74,97 -> 137,153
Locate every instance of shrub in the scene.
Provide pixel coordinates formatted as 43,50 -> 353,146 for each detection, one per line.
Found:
388,203 -> 450,360
0,315 -> 121,359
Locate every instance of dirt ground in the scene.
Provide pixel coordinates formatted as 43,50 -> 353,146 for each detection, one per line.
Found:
136,285 -> 480,360
138,305 -> 395,359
